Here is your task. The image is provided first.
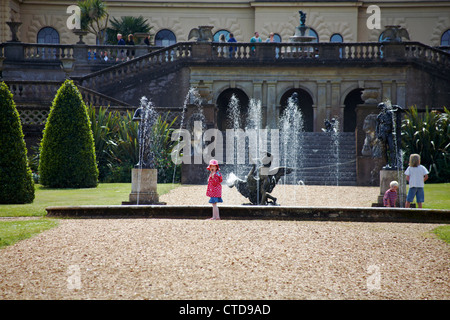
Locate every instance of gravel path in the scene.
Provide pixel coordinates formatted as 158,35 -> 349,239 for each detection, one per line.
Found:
0,186 -> 448,300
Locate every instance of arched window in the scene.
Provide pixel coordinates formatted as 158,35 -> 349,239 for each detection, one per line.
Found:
214,30 -> 230,42
155,29 -> 176,46
330,33 -> 343,43
441,29 -> 450,46
379,31 -> 388,43
216,88 -> 249,131
37,27 -> 60,44
343,89 -> 364,132
308,28 -> 319,43
266,33 -> 282,43
280,88 -> 314,132
273,33 -> 282,43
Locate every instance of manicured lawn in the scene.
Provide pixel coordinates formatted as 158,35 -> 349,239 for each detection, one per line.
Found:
0,219 -> 59,249
0,183 -> 179,249
0,183 -> 179,217
432,225 -> 450,244
422,183 -> 450,210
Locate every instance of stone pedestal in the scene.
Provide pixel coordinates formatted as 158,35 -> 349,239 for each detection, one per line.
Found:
124,168 -> 161,205
355,103 -> 383,186
373,169 -> 407,207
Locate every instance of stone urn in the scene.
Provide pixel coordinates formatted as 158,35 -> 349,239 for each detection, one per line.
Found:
361,88 -> 380,104
6,21 -> 22,42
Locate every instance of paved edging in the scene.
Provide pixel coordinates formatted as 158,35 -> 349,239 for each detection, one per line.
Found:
45,205 -> 450,223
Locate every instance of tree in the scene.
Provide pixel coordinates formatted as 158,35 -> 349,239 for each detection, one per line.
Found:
0,82 -> 35,204
106,16 -> 152,44
78,0 -> 109,44
39,80 -> 98,188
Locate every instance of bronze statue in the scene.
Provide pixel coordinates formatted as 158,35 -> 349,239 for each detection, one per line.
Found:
375,102 -> 403,169
227,152 -> 294,205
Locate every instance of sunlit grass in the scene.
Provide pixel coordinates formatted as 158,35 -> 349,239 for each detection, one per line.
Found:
422,183 -> 450,210
0,183 -> 180,217
0,219 -> 59,249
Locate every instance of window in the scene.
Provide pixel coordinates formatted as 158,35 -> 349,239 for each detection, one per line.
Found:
37,27 -> 60,44
379,31 -> 388,43
269,33 -> 282,43
214,30 -> 230,42
330,33 -> 343,43
155,29 -> 176,46
309,28 -> 319,43
441,29 -> 450,46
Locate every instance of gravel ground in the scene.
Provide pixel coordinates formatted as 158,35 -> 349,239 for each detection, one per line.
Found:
0,186 -> 448,300
160,184 -> 382,207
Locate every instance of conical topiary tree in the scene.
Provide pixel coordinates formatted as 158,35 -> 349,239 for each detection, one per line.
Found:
0,82 -> 35,204
39,80 -> 98,188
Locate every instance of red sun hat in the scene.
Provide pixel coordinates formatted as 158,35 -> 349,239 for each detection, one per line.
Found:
207,159 -> 220,171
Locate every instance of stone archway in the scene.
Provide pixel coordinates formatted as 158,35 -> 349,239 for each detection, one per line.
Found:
343,88 -> 364,132
279,88 -> 314,132
216,88 -> 250,131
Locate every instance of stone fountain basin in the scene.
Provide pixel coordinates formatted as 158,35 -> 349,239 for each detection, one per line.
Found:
45,205 -> 450,223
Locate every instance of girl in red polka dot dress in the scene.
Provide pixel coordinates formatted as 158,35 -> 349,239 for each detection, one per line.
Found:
206,159 -> 222,220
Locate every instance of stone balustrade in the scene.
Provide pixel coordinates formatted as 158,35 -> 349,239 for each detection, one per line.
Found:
2,40 -> 449,127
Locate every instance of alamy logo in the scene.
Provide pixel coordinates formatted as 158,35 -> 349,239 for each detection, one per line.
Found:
67,264 -> 81,290
366,5 -> 381,30
170,121 -> 281,168
367,265 -> 381,291
66,5 -> 81,30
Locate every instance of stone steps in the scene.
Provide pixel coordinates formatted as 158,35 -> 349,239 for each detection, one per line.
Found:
218,132 -> 357,186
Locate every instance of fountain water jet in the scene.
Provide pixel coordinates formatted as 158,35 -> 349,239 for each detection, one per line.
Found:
124,96 -> 160,205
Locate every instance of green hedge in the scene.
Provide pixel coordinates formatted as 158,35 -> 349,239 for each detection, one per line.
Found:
0,82 -> 35,204
39,80 -> 98,188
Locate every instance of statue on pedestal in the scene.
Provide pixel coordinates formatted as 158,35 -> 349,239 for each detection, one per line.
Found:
375,102 -> 403,169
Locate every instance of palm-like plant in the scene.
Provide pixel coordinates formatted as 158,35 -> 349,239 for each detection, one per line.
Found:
78,0 -> 109,44
402,106 -> 450,182
106,16 -> 152,44
88,105 -> 121,180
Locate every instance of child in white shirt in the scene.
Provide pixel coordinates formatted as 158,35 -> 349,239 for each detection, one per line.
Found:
404,153 -> 429,208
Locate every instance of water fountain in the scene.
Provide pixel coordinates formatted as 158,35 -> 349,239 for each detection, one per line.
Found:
226,93 -> 302,205
46,88 -> 449,222
289,11 -> 316,43
279,92 -> 304,186
123,97 -> 161,205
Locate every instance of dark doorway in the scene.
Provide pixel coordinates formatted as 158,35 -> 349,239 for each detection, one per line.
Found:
216,88 -> 250,131
343,88 -> 363,132
280,88 -> 314,132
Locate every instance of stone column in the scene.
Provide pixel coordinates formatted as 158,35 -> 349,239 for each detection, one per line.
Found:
316,80 -> 327,131
266,80 -> 277,129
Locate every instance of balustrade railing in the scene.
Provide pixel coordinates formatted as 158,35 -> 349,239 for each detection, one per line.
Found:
405,42 -> 450,68
76,42 -> 192,88
22,44 -> 74,60
3,40 -> 448,69
6,80 -> 135,125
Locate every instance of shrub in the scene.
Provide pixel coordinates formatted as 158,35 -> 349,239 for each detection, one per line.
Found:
87,105 -> 181,183
0,81 -> 35,204
39,80 -> 98,188
402,106 -> 450,182
151,113 -> 181,183
87,104 -> 121,181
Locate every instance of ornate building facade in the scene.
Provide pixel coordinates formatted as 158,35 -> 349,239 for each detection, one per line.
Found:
1,0 -> 449,185
1,0 -> 450,47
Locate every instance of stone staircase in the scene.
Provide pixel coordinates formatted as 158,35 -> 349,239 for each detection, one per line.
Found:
297,132 -> 357,186
218,131 -> 357,186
